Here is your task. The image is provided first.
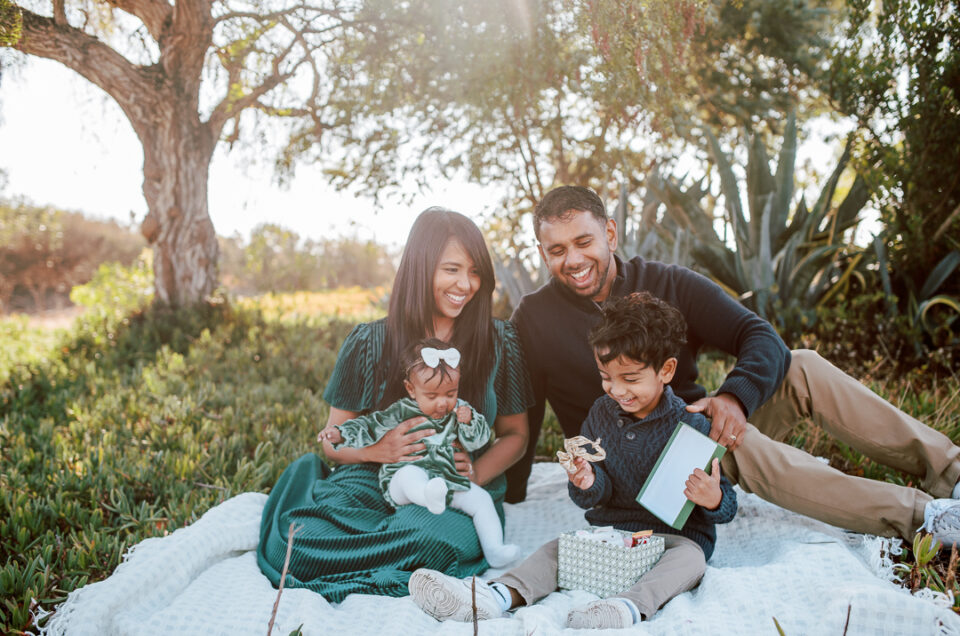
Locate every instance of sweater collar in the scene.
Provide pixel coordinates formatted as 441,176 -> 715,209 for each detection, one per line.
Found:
599,385 -> 684,426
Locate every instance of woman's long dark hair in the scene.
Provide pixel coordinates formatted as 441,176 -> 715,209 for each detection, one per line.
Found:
377,207 -> 495,412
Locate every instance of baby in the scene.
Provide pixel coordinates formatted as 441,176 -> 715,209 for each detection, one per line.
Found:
320,338 -> 520,567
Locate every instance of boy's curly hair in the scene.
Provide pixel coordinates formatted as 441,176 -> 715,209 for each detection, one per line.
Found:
589,292 -> 687,370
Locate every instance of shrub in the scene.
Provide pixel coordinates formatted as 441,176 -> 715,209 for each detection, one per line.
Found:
0,289 -> 375,632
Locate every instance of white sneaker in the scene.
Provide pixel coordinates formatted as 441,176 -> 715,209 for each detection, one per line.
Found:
408,568 -> 503,622
566,599 -> 635,629
922,499 -> 960,546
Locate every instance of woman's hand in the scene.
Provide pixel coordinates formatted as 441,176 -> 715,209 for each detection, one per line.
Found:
452,442 -> 476,483
363,416 -> 434,464
322,408 -> 434,465
684,458 -> 723,510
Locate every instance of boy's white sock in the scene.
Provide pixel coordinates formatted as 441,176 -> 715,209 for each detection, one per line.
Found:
615,597 -> 642,623
488,581 -> 513,613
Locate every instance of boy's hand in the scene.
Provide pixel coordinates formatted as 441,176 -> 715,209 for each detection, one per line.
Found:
568,456 -> 595,490
317,425 -> 343,445
455,405 -> 471,424
684,458 -> 722,510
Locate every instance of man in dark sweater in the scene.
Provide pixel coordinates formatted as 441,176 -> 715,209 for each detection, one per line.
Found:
504,185 -> 960,545
409,292 -> 736,628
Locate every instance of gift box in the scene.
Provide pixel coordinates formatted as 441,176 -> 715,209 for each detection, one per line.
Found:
557,528 -> 665,597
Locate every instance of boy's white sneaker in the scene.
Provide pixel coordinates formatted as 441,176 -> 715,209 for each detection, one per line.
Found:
566,599 -> 635,629
408,568 -> 503,622
923,499 -> 960,546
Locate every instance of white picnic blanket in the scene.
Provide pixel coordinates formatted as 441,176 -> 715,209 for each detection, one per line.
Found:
40,463 -> 960,635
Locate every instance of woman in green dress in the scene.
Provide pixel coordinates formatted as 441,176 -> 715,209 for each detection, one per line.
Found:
257,207 -> 534,601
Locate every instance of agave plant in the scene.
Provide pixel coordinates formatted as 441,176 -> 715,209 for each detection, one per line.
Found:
492,181 -> 692,313
873,238 -> 960,351
645,111 -> 870,342
612,182 -> 695,268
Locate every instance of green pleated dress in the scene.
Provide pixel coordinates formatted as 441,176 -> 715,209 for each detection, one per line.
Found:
257,318 -> 534,601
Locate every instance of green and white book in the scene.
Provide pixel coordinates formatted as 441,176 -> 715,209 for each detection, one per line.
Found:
635,421 -> 726,530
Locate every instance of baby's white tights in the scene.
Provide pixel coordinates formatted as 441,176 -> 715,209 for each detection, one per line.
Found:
388,464 -> 520,567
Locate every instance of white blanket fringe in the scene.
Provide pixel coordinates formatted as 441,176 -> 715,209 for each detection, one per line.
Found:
39,464 -> 960,636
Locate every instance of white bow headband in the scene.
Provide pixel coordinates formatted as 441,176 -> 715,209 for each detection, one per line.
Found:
421,347 -> 461,369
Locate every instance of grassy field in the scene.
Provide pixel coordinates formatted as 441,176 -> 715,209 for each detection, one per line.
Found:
2,289 -> 959,632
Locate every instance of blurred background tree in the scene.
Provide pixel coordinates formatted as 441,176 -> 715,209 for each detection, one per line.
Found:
0,200 -> 144,312
824,0 -> 959,305
0,0 -> 444,307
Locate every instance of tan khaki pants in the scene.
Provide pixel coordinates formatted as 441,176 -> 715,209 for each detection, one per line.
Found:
722,349 -> 960,539
493,534 -> 705,620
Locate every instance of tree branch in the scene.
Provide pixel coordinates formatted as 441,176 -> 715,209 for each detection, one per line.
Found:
16,8 -> 157,128
52,0 -> 66,26
162,0 -> 213,85
104,0 -> 172,42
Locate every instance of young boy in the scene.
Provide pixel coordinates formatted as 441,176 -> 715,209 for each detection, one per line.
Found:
408,291 -> 737,628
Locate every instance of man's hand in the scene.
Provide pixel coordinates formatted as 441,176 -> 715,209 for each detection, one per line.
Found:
455,405 -> 471,424
686,393 -> 746,450
362,416 -> 433,464
568,457 -> 595,490
317,424 -> 343,445
684,458 -> 722,510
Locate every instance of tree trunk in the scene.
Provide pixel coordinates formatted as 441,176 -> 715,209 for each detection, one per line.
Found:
16,5 -> 220,309
139,104 -> 219,308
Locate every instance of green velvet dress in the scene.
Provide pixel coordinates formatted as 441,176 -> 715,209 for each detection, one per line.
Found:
334,398 -> 490,507
257,318 -> 533,601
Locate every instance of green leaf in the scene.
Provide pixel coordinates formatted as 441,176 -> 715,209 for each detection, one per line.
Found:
918,251 -> 960,301
772,110 -> 798,233
917,296 -> 960,336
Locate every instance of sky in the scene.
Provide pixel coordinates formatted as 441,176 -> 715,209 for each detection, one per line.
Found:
0,58 -> 505,248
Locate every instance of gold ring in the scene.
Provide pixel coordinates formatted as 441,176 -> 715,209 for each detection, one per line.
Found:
729,434 -> 737,441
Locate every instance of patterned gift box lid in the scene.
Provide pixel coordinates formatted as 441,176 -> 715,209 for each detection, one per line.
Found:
557,529 -> 665,597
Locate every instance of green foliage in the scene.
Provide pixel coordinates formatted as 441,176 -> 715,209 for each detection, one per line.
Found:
648,112 -> 871,344
590,0 -> 832,139
0,0 -> 21,48
0,289 -> 373,631
0,200 -> 144,314
804,246 -> 959,375
826,0 -> 960,301
895,534 -> 960,612
873,240 -> 960,356
219,225 -> 396,295
299,0 -> 828,225
70,250 -> 155,318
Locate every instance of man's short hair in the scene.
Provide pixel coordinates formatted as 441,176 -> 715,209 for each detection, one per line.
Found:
589,291 -> 688,371
533,186 -> 607,239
